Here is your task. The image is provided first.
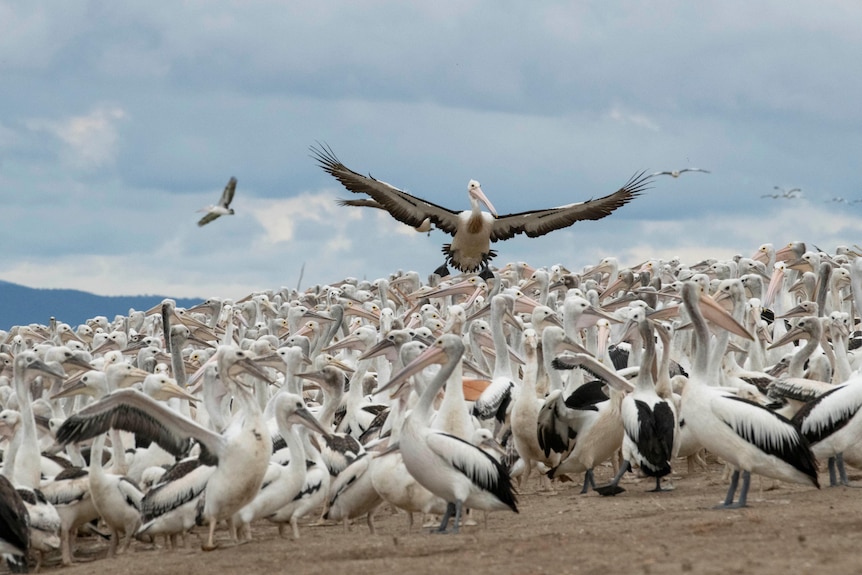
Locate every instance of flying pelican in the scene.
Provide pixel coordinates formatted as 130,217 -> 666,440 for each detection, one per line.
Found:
651,168 -> 710,178
55,345 -> 274,550
312,144 -> 651,275
197,177 -> 237,227
375,334 -> 518,534
761,186 -> 801,199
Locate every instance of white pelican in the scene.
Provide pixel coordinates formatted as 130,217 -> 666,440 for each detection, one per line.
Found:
86,433 -> 143,556
197,177 -> 237,227
376,334 -> 518,533
233,392 -> 330,539
312,144 -> 651,275
55,345 -> 274,550
596,309 -> 678,495
679,281 -> 819,508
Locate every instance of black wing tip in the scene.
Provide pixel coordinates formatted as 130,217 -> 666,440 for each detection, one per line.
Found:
622,170 -> 655,196
309,141 -> 341,171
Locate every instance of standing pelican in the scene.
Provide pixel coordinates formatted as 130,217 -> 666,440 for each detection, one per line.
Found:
55,346 -> 274,550
312,144 -> 651,274
376,334 -> 517,533
679,281 -> 819,508
197,177 -> 237,227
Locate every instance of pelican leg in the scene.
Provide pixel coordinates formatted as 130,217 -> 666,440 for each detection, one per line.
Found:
433,264 -> 451,278
202,519 -> 218,551
828,456 -> 838,486
580,469 -> 596,494
734,471 -> 751,507
714,469 -> 741,509
435,502 -> 455,533
835,453 -> 859,487
595,461 -> 630,496
450,500 -> 463,534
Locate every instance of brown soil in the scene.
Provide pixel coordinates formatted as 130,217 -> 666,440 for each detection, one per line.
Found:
28,460 -> 860,575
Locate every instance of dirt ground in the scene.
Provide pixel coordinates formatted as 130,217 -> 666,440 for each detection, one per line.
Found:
23,459 -> 862,575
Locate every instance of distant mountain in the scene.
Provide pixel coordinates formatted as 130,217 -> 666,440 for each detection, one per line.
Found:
0,279 -> 202,329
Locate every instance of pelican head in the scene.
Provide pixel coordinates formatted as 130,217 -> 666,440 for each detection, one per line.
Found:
468,180 -> 497,218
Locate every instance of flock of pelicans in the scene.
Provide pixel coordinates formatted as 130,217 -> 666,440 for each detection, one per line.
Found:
1,239 -> 862,571
1,154 -> 860,571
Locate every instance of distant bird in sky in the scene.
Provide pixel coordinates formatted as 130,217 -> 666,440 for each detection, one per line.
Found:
336,198 -> 434,235
762,186 -> 801,199
651,168 -> 710,178
313,143 -> 651,275
197,177 -> 237,227
825,196 -> 862,205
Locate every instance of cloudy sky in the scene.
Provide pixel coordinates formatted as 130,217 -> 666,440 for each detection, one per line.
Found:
2,1 -> 861,300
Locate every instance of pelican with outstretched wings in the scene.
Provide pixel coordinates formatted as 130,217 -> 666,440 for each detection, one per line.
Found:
312,144 -> 651,275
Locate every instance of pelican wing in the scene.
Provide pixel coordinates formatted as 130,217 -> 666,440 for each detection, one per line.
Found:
488,171 -> 652,241
0,475 -> 29,555
219,177 -> 237,208
793,382 -> 862,444
713,394 -> 818,481
56,389 -> 227,462
311,144 -> 462,235
197,211 -> 221,227
335,198 -> 386,210
426,430 -> 518,512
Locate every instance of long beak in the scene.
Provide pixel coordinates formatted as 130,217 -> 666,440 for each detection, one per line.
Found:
154,376 -> 200,402
768,325 -> 807,349
233,356 -> 276,385
290,406 -> 331,439
474,185 -> 498,217
697,294 -> 754,341
50,379 -> 89,400
558,353 -> 634,393
374,343 -> 447,396
31,358 -> 67,380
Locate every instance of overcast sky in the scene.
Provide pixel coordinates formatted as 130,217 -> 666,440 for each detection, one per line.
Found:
2,1 -> 861,301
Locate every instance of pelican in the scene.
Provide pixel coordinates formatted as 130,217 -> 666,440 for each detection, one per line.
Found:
376,334 -> 518,534
652,168 -> 710,178
197,177 -> 237,227
312,144 -> 651,274
596,309 -> 678,495
55,345 -> 274,550
679,281 -> 819,508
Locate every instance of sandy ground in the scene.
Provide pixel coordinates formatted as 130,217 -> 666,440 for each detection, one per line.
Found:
20,459 -> 862,575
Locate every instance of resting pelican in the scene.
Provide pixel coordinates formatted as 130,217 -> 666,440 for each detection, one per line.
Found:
197,177 -> 237,227
679,281 -> 819,508
376,334 -> 518,533
651,168 -> 710,177
55,345 -> 274,550
312,144 -> 651,274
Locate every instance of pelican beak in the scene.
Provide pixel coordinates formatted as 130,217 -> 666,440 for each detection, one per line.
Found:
157,379 -> 200,402
374,343 -> 447,396
233,356 -> 276,385
471,182 -> 498,217
31,358 -> 67,380
50,379 -> 88,400
768,325 -> 807,349
290,406 -> 331,439
697,294 -> 754,341
359,339 -> 395,361
763,264 -> 785,308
